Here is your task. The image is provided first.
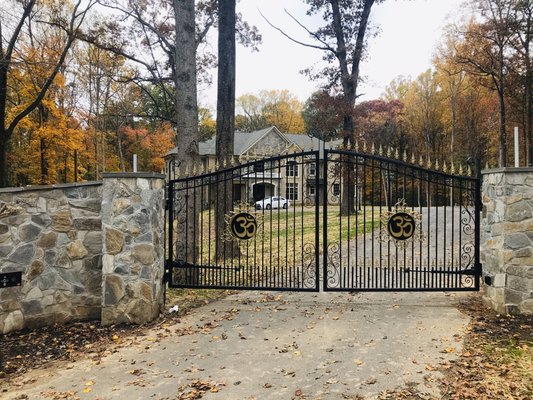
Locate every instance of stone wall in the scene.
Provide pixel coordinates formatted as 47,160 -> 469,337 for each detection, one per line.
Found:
0,183 -> 103,333
0,173 -> 166,334
101,173 -> 165,325
482,168 -> 533,315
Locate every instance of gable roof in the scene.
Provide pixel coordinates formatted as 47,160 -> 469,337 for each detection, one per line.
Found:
165,126 -> 340,158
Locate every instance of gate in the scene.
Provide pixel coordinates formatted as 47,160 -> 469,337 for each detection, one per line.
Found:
322,149 -> 480,291
166,151 -> 321,291
166,148 -> 481,292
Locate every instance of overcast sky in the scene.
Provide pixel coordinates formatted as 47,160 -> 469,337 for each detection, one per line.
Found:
198,0 -> 467,109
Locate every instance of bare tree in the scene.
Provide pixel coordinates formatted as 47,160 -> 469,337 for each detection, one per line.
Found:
264,0 -> 380,214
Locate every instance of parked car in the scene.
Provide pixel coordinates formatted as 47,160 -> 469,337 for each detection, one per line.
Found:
255,196 -> 290,210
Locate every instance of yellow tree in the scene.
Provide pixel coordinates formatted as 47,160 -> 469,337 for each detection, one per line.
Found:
401,70 -> 445,162
0,0 -> 96,187
236,89 -> 305,133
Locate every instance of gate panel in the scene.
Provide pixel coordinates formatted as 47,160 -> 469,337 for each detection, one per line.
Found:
167,151 -> 320,291
323,149 -> 481,291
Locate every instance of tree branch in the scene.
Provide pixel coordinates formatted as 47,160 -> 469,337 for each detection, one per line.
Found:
283,8 -> 336,53
259,10 -> 331,52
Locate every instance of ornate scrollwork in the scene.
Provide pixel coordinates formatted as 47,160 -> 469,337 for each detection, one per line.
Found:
326,160 -> 341,205
326,241 -> 341,287
303,242 -> 317,288
460,191 -> 475,237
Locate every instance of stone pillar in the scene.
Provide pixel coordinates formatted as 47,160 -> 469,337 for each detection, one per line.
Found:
482,168 -> 533,315
101,173 -> 166,325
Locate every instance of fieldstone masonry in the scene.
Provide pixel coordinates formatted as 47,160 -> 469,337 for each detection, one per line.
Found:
0,183 -> 103,333
482,168 -> 533,315
101,173 -> 165,325
0,173 -> 165,334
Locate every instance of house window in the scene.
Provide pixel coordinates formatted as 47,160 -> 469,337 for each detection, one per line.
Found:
333,183 -> 340,196
253,161 -> 265,172
308,163 -> 316,177
286,183 -> 299,201
286,160 -> 298,177
308,185 -> 316,196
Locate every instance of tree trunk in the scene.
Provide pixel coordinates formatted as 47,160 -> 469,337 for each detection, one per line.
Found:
0,134 -> 7,187
173,0 -> 200,284
215,0 -> 239,261
340,114 -> 356,215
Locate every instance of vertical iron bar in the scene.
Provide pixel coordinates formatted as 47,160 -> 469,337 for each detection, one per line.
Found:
323,150 -> 329,290
167,181 -> 174,284
314,151 -> 320,291
474,178 -> 481,290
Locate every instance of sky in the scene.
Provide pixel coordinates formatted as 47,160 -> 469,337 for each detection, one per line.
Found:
198,0 -> 467,109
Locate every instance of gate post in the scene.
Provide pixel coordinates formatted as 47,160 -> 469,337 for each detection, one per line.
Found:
482,168 -> 533,315
101,173 -> 166,325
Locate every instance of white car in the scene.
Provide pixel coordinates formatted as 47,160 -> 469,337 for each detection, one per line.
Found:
255,196 -> 290,210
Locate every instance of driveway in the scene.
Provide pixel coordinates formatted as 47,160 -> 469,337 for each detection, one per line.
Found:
3,290 -> 470,400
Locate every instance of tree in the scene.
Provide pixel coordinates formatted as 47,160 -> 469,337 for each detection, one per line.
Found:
302,90 -> 344,139
0,0 -> 96,187
216,0 -> 236,167
236,90 -> 305,133
353,99 -> 405,152
456,0 -> 515,167
402,69 -> 445,161
509,0 -> 533,165
434,31 -> 466,168
266,0 -> 380,214
215,0 -> 239,262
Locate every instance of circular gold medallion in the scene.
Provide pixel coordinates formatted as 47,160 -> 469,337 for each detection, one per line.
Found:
387,212 -> 415,241
231,212 -> 257,240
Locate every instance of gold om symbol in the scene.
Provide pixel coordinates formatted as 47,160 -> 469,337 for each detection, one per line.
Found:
388,212 -> 415,240
231,213 -> 257,240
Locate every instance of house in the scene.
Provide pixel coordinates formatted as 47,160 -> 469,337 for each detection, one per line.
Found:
164,126 -> 342,205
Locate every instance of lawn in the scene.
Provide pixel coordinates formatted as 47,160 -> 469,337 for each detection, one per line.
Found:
171,205 -> 381,288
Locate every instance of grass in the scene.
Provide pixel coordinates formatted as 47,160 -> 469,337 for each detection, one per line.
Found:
169,206 -> 380,287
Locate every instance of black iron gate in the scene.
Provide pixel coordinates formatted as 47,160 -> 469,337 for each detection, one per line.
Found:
166,148 -> 481,292
166,151 -> 321,291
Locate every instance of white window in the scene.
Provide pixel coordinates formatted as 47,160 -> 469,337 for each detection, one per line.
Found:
286,160 -> 298,177
286,183 -> 299,201
308,163 -> 316,177
333,183 -> 340,196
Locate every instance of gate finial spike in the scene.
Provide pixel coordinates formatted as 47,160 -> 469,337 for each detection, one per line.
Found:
371,143 -> 375,154
395,148 -> 399,159
403,150 -> 408,162
387,146 -> 391,157
451,162 -> 456,174
363,141 -> 367,153
459,164 -> 464,175
411,153 -> 415,164
443,161 -> 448,173
354,140 -> 359,152
467,165 -> 472,176
435,159 -> 440,170
379,145 -> 383,156
419,155 -> 424,166
485,161 -> 489,170
427,156 -> 432,169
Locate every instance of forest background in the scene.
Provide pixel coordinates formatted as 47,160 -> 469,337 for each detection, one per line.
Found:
0,0 -> 531,188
